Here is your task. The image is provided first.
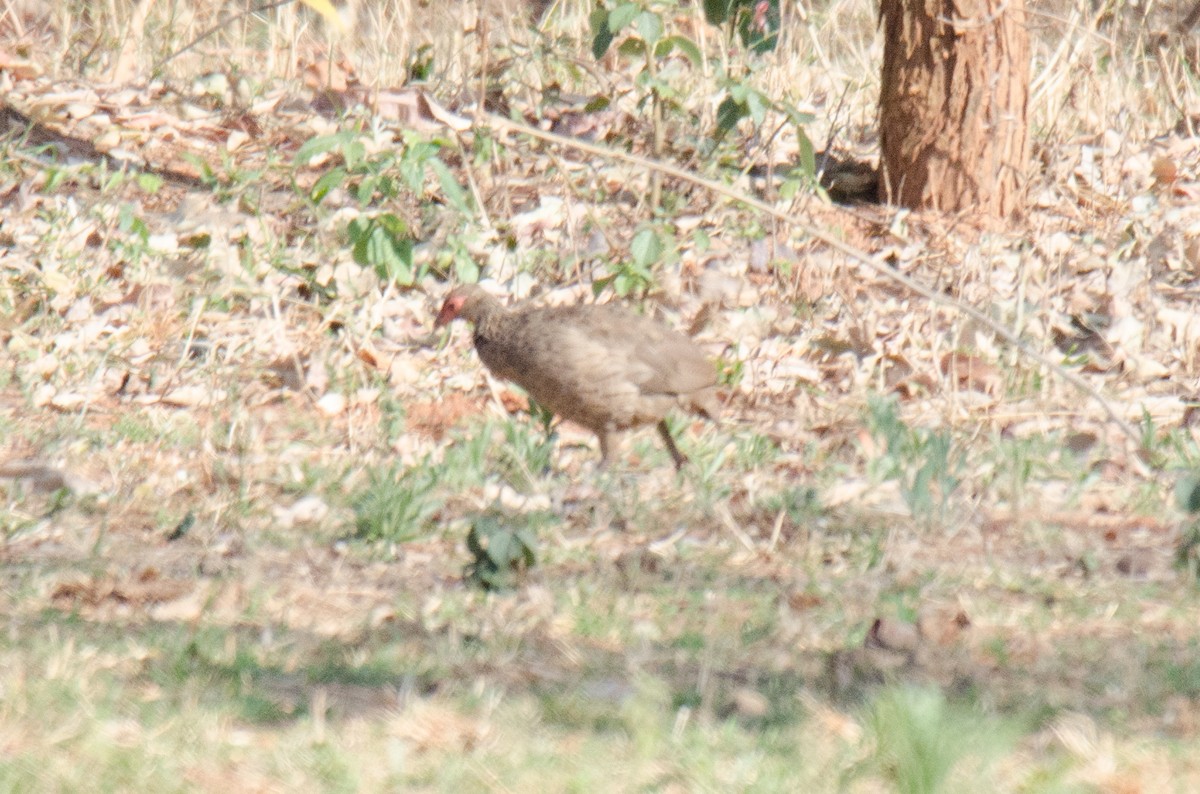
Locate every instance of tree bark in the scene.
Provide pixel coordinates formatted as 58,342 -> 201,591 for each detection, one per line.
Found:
878,0 -> 1029,218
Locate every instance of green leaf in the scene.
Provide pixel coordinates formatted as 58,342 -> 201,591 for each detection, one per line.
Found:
635,10 -> 662,44
454,251 -> 480,283
44,167 -> 65,194
136,172 -> 164,194
464,513 -> 537,591
746,88 -> 768,124
356,174 -> 379,204
295,131 -> 353,164
428,158 -> 473,215
660,34 -> 701,66
613,272 -> 632,296
630,228 -> 662,268
376,213 -> 409,238
492,529 -> 528,566
342,137 -> 367,170
618,38 -> 646,57
118,204 -> 149,243
1178,475 -> 1200,514
166,512 -> 194,542
515,527 -> 537,554
376,174 -> 399,200
408,43 -> 434,81
796,126 -> 816,178
590,7 -> 614,59
780,101 -> 817,127
467,523 -> 486,557
737,0 -> 780,54
703,0 -> 732,25
584,94 -> 611,112
715,95 -> 747,138
608,2 -> 639,33
348,214 -> 415,284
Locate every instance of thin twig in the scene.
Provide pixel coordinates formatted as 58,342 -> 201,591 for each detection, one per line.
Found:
153,0 -> 295,75
482,112 -> 1141,446
1180,0 -> 1200,33
151,296 -> 208,405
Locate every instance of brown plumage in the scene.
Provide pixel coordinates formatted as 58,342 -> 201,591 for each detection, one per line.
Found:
435,284 -> 719,470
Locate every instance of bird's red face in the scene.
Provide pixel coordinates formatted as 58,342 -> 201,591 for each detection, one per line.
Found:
434,291 -> 470,328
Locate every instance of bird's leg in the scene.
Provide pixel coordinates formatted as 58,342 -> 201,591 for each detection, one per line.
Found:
597,427 -> 613,470
657,419 -> 688,471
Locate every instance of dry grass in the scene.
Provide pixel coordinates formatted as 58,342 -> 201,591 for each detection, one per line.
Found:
3,0 -> 1200,789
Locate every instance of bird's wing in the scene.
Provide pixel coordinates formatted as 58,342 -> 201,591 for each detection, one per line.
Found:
560,305 -> 717,397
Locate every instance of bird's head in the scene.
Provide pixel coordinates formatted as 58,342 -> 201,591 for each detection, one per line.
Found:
434,284 -> 493,328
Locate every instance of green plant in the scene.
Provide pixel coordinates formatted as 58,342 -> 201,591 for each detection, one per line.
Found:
464,512 -> 537,591
500,399 -> 559,480
866,396 -> 961,521
440,428 -> 493,491
295,128 -> 476,288
590,0 -> 702,207
593,224 -> 677,298
112,203 -> 151,265
181,148 -> 266,204
353,464 -> 441,542
713,76 -> 819,193
703,0 -> 779,54
346,213 -> 414,286
704,0 -> 816,183
851,687 -> 1015,794
731,430 -> 776,468
717,355 -> 744,389
759,484 -> 821,525
165,511 -> 195,542
588,0 -> 818,208
1176,474 -> 1200,578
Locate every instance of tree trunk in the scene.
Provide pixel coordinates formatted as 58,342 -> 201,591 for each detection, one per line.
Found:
878,0 -> 1029,218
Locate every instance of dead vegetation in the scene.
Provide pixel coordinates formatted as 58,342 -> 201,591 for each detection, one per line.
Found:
3,0 -> 1200,789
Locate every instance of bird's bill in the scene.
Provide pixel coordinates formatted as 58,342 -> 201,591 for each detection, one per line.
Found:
434,301 -> 457,328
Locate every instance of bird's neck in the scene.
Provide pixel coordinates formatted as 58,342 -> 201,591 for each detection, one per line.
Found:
471,305 -> 508,341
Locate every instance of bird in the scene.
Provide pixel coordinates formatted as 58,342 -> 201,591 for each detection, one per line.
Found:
435,284 -> 720,470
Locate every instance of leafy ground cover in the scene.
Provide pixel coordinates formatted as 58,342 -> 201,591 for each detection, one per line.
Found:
3,0 -> 1200,789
